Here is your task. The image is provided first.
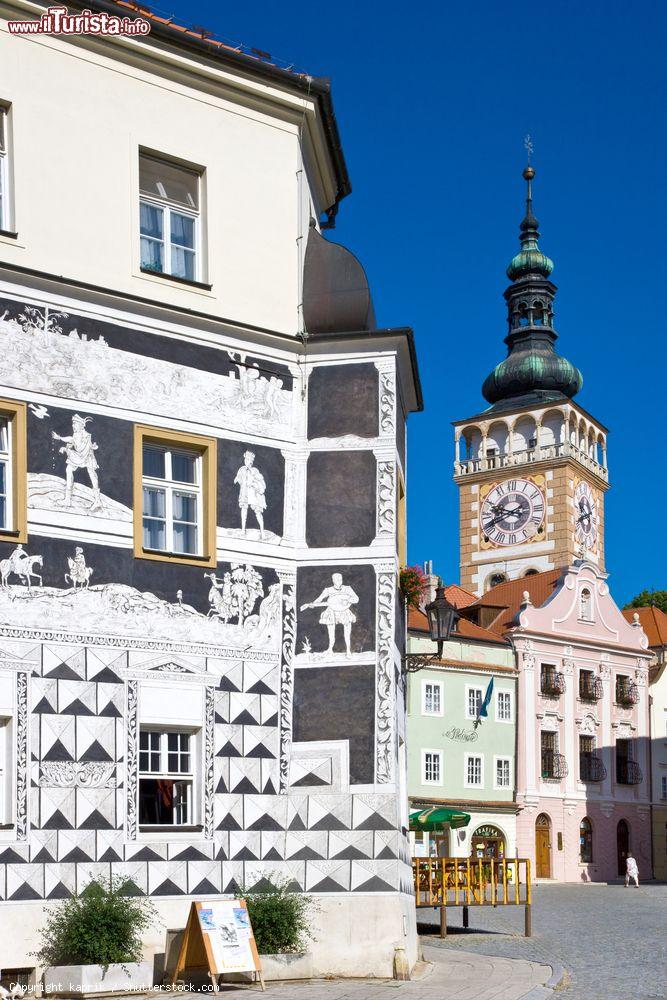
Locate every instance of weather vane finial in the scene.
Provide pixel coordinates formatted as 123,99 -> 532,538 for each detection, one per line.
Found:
524,134 -> 534,164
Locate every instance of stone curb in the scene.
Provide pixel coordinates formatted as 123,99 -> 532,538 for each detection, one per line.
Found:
409,960 -> 435,982
519,962 -> 568,999
545,963 -> 567,990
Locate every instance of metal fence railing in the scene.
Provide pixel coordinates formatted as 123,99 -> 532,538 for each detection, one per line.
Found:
412,857 -> 533,937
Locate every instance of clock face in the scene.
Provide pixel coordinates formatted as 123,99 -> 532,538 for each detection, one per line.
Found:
574,481 -> 599,547
480,479 -> 546,547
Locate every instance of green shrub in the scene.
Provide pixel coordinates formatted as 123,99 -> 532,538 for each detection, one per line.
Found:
33,876 -> 157,967
240,879 -> 314,955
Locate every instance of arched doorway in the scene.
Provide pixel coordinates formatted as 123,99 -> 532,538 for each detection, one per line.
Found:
471,824 -> 506,860
617,819 -> 630,877
535,813 -> 551,878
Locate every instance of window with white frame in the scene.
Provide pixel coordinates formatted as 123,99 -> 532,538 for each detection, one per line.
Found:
423,750 -> 442,784
466,686 -> 483,720
0,401 -> 26,541
0,107 -> 9,232
465,754 -> 483,787
142,443 -> 201,555
0,715 -> 12,825
422,680 -> 443,716
495,756 -> 512,789
0,416 -> 12,532
139,728 -> 196,826
496,690 -> 512,722
139,154 -> 201,282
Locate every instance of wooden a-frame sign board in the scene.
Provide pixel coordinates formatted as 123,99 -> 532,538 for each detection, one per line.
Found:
172,899 -> 265,991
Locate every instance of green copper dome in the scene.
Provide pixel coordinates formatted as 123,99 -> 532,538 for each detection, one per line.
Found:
481,163 -> 583,410
506,244 -> 554,280
482,340 -> 583,405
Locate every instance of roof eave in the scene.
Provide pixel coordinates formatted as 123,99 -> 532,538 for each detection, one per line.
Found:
63,0 -> 352,216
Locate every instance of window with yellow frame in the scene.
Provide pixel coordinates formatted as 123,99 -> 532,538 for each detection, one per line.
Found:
0,399 -> 27,543
133,425 -> 216,567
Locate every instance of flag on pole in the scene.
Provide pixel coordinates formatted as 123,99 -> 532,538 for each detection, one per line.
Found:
475,677 -> 494,728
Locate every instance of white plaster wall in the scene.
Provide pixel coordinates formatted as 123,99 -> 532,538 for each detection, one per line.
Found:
0,18 -> 319,334
0,893 -> 419,979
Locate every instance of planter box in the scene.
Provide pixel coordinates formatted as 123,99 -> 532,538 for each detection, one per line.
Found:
215,953 -> 313,984
259,953 -> 313,981
43,962 -> 153,997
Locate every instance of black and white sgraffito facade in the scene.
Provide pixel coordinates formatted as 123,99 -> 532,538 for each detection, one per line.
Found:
0,289 -> 415,908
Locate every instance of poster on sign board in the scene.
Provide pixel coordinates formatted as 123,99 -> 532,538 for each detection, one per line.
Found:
198,900 -> 255,973
172,898 -> 264,990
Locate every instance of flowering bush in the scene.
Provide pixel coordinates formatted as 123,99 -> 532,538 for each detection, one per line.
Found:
399,565 -> 429,609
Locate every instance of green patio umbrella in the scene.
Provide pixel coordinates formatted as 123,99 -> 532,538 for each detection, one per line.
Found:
409,806 -> 471,831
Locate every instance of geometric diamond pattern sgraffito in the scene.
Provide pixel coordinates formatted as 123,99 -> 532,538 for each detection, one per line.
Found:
0,624 -> 405,899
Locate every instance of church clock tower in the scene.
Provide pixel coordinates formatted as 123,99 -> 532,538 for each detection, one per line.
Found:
453,165 -> 609,595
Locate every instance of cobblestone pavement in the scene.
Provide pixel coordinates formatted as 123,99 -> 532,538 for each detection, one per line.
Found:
419,883 -> 667,1000
267,945 -> 552,999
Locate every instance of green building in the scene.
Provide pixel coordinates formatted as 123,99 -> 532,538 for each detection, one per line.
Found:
407,584 -> 518,860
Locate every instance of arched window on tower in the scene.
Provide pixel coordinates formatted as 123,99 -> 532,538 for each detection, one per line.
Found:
533,300 -> 545,325
487,572 -> 507,591
518,302 -> 529,327
524,568 -> 539,577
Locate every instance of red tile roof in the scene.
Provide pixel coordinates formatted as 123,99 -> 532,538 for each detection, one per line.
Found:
407,604 -> 509,645
622,605 -> 667,649
442,584 -> 478,609
470,569 -> 563,635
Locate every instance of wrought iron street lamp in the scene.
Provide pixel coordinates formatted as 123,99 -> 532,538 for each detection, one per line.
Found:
404,582 -> 459,673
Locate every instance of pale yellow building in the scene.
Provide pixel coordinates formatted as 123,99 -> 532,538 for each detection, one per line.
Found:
623,605 -> 667,879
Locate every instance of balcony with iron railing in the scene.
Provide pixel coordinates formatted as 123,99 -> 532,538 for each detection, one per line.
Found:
540,669 -> 566,697
578,674 -> 603,702
453,441 -> 608,482
615,678 -> 639,706
616,759 -> 642,785
541,751 -> 568,780
579,752 -> 607,783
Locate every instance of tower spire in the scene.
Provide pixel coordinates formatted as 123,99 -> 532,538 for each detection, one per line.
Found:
480,159 -> 583,410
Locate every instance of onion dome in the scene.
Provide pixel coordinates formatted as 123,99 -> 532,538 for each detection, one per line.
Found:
506,167 -> 554,280
481,163 -> 583,411
482,347 -> 583,406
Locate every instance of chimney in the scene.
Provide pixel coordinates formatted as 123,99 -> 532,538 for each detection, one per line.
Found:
422,560 -> 438,607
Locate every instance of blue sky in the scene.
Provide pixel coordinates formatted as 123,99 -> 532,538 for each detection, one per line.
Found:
175,0 -> 665,605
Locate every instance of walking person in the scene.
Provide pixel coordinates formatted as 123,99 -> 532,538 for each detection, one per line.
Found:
624,851 -> 639,888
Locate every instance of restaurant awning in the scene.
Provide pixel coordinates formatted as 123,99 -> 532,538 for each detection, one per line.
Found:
409,806 -> 471,831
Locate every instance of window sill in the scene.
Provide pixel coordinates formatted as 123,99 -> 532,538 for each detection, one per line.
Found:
140,267 -> 212,292
0,527 -> 27,544
136,546 -> 217,569
139,825 -> 203,834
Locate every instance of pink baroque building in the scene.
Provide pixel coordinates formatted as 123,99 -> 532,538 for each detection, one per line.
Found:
512,562 -> 652,882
